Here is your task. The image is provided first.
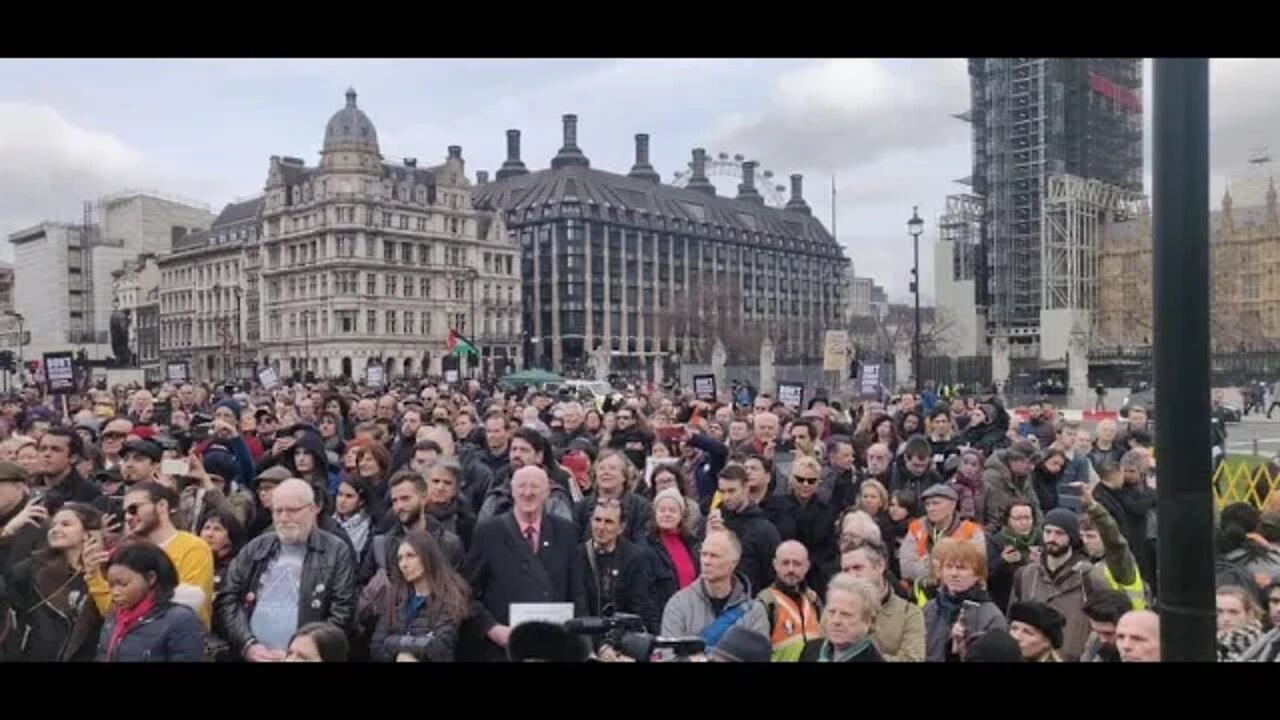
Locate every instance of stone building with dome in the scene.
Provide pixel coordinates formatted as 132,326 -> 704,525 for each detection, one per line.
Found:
254,88 -> 519,380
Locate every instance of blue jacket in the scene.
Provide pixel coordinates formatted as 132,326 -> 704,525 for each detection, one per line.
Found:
688,432 -> 729,501
97,601 -> 205,662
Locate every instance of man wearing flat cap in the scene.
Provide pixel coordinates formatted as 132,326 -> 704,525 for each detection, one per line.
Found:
899,483 -> 985,584
1008,600 -> 1066,662
121,439 -> 163,487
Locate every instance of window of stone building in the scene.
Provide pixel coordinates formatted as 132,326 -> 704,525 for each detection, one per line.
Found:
387,275 -> 398,296
400,215 -> 410,230
404,311 -> 414,334
387,311 -> 398,334
450,218 -> 459,234
419,244 -> 431,265
483,253 -> 492,273
421,312 -> 431,335
420,277 -> 431,298
404,276 -> 414,297
366,273 -> 377,295
384,241 -> 397,263
402,244 -> 413,264
367,310 -> 377,333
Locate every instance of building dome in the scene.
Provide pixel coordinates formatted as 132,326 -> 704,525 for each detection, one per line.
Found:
323,88 -> 379,155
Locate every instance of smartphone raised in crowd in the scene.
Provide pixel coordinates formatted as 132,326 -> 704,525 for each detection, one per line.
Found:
161,458 -> 190,477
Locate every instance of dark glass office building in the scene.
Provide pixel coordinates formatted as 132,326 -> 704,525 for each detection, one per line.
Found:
472,115 -> 849,377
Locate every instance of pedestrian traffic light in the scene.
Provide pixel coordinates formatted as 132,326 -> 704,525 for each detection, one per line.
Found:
0,351 -> 12,371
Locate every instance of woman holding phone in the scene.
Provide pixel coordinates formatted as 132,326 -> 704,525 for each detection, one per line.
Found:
921,538 -> 1006,662
0,502 -> 106,661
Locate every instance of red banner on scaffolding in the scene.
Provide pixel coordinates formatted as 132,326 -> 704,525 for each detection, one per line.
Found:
1089,71 -> 1142,114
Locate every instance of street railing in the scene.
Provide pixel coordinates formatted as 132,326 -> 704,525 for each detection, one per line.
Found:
1213,460 -> 1280,511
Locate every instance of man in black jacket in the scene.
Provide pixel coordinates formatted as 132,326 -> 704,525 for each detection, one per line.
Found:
33,428 -> 103,512
465,465 -> 587,661
360,470 -> 465,587
475,411 -> 512,477
888,436 -> 944,499
709,465 -> 780,595
214,479 -> 357,662
821,436 -> 859,511
772,455 -> 838,594
578,499 -> 660,633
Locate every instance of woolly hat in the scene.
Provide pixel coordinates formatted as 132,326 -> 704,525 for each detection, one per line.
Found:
964,629 -> 1022,663
1008,600 -> 1066,650
213,398 -> 243,419
653,487 -> 686,513
1043,508 -> 1081,547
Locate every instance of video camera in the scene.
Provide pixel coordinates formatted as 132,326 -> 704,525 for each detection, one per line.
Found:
564,613 -> 705,662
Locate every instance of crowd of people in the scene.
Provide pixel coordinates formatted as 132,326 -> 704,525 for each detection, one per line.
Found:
0,376 -> 1277,663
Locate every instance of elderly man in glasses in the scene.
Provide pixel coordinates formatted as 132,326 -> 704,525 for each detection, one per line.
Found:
771,455 -> 838,594
214,478 -> 357,662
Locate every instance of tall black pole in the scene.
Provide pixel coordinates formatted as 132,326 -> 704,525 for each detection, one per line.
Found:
303,310 -> 310,382
913,232 -> 921,394
1152,57 -> 1215,661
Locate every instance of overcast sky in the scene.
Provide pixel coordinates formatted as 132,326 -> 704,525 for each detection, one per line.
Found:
1,58 -> 1275,302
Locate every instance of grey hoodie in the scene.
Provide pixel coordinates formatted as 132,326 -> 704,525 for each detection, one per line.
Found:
660,573 -> 769,643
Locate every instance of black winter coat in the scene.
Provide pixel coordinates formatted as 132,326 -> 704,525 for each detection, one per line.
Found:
97,601 -> 204,662
0,551 -> 101,662
359,515 -> 465,588
578,537 -> 662,633
1032,464 -> 1064,514
888,461 -> 944,499
573,491 -> 654,545
645,532 -> 700,612
214,528 -> 358,658
369,583 -> 461,662
964,422 -> 1009,458
720,504 -> 781,596
426,498 -> 478,552
799,637 -> 885,662
771,495 -> 839,594
464,512 -> 587,660
38,469 -> 105,514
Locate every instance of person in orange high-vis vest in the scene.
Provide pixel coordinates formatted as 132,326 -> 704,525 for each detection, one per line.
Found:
898,484 -> 986,585
757,540 -> 824,662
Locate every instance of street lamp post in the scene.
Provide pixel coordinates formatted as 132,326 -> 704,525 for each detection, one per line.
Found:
907,206 -> 924,393
232,286 -> 243,378
302,309 -> 311,382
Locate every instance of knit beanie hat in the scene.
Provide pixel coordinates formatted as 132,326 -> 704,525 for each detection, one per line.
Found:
654,487 -> 686,514
964,629 -> 1022,662
1008,600 -> 1066,650
1043,508 -> 1081,547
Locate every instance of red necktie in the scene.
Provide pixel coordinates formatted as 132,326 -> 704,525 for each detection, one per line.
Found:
524,525 -> 538,553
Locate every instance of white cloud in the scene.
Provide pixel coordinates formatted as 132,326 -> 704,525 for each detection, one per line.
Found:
0,102 -> 150,238
710,58 -> 969,173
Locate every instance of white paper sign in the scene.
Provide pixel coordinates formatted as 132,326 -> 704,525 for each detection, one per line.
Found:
445,369 -> 459,384
366,365 -> 385,387
258,366 -> 280,390
509,602 -> 575,628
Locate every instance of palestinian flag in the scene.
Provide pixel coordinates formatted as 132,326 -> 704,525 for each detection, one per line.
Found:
447,328 -> 478,357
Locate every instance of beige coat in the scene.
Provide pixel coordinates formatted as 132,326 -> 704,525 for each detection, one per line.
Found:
873,588 -> 926,662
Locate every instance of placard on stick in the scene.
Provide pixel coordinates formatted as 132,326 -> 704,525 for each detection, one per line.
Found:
777,382 -> 805,410
44,352 -> 76,395
693,374 -> 717,401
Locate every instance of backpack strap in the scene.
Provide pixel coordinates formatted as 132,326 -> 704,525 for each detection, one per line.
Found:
700,602 -> 749,649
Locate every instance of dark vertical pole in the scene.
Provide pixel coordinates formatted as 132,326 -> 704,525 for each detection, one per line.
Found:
1152,58 -> 1215,661
914,233 -> 922,393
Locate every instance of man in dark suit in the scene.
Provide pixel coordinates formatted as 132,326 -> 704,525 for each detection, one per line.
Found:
465,465 -> 587,660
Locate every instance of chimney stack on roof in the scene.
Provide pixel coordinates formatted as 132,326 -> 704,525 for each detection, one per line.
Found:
686,148 -> 715,197
477,170 -> 489,185
786,173 -> 812,215
737,160 -> 763,204
404,157 -> 417,168
448,145 -> 462,160
496,129 -> 528,180
628,133 -> 661,184
551,113 -> 590,169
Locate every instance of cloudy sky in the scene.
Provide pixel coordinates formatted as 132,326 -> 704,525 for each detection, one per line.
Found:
1,58 -> 1275,302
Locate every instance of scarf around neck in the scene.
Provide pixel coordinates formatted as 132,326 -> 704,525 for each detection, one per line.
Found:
336,510 -> 371,553
820,636 -> 873,662
107,591 -> 157,659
